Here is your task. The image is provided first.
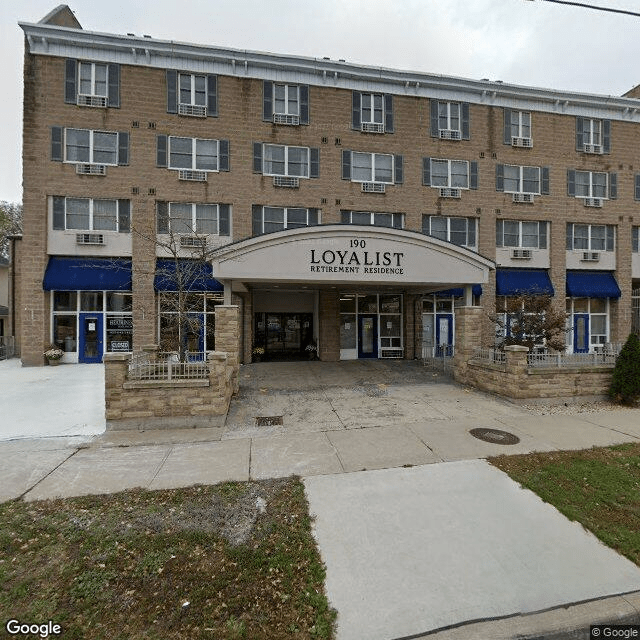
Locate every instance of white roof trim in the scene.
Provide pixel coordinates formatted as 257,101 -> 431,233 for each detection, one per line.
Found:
20,21 -> 640,122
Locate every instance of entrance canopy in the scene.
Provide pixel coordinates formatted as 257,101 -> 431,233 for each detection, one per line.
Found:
210,225 -> 494,294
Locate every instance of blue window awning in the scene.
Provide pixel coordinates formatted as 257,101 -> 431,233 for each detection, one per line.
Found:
43,257 -> 132,291
155,259 -> 223,292
434,285 -> 483,298
566,271 -> 621,298
496,269 -> 554,296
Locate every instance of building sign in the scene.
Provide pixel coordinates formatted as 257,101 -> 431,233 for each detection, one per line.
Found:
107,316 -> 133,333
309,239 -> 405,276
110,341 -> 131,351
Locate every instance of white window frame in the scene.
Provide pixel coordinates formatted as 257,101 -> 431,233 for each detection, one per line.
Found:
168,137 -> 219,172
429,159 -> 469,189
574,171 -> 608,199
360,93 -> 384,125
566,298 -> 610,351
164,203 -> 220,235
496,220 -> 547,249
273,84 -> 300,116
262,144 -> 310,178
343,211 -> 404,229
566,223 -> 615,252
425,216 -> 477,248
438,102 -> 461,133
503,165 -> 541,194
178,73 -> 207,107
509,111 -> 531,139
350,152 -> 394,184
61,197 -> 128,233
258,207 -> 317,234
78,62 -> 108,98
64,128 -> 118,166
583,119 -> 602,147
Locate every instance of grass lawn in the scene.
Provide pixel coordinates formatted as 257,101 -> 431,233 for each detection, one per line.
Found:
0,478 -> 336,640
490,442 -> 640,566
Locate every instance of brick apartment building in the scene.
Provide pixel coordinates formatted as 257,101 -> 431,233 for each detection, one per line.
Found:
16,5 -> 640,366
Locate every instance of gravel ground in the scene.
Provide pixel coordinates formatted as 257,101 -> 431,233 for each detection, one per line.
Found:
522,400 -> 631,415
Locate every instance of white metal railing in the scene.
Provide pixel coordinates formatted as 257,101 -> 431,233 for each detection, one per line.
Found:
128,351 -> 209,381
422,345 -> 455,359
527,345 -> 621,368
0,337 -> 16,360
472,348 -> 506,365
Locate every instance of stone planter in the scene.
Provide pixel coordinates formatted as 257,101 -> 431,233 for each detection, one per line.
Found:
47,358 -> 61,366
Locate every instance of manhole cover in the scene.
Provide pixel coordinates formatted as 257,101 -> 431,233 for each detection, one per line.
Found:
255,416 -> 283,427
469,428 -> 520,445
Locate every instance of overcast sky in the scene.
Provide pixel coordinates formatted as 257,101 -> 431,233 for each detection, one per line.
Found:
2,0 -> 640,203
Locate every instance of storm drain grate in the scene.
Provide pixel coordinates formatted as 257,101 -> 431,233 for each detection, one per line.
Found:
469,428 -> 520,445
255,416 -> 284,427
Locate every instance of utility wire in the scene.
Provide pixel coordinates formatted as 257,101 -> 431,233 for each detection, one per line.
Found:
527,0 -> 640,18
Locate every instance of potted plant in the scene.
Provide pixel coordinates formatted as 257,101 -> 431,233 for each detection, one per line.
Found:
252,346 -> 265,363
305,341 -> 318,360
44,346 -> 64,366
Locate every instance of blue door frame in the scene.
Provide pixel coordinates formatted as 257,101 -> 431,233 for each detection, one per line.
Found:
573,314 -> 589,353
358,315 -> 378,359
184,313 -> 205,360
435,313 -> 453,356
79,313 -> 103,363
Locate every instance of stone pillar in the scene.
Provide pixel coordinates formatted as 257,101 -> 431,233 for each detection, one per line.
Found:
453,306 -> 483,384
214,305 -> 240,393
103,353 -> 129,424
319,290 -> 339,361
207,351 -> 230,409
504,344 -> 529,376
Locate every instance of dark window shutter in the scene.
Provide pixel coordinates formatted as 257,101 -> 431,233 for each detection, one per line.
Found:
263,81 -> 273,121
351,92 -> 361,130
207,75 -> 218,117
340,210 -> 350,224
108,64 -> 120,108
308,208 -> 319,225
633,227 -> 639,253
156,135 -> 168,168
495,164 -> 504,192
606,226 -> 615,251
253,142 -> 263,173
64,59 -> 77,104
219,139 -> 230,172
51,126 -> 64,162
609,172 -> 617,200
602,119 -> 611,153
470,161 -> 478,190
252,205 -> 263,235
422,157 -> 431,186
539,222 -> 547,250
461,103 -> 470,140
310,148 -> 320,178
635,174 -> 640,201
566,223 -> 573,250
300,85 -> 309,124
430,100 -> 439,137
117,200 -> 130,233
575,117 -> 584,151
394,154 -> 403,184
53,197 -> 65,230
157,201 -> 169,234
384,94 -> 394,133
218,204 -> 230,236
166,70 -> 177,114
567,169 -> 576,196
117,132 -> 129,165
422,215 -> 429,235
341,150 -> 351,180
503,108 -> 512,145
541,167 -> 550,195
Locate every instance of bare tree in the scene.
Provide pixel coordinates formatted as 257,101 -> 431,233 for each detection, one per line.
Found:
0,201 -> 22,259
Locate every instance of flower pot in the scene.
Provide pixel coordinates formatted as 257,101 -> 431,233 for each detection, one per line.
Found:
47,358 -> 61,366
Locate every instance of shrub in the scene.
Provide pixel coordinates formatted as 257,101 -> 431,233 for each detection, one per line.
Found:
609,333 -> 640,405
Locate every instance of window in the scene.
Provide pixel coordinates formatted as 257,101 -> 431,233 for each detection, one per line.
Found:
566,223 -> 615,251
252,206 -> 320,235
52,197 -> 130,232
576,117 -> 610,153
157,202 -> 231,236
360,93 -> 383,126
422,216 -> 477,248
179,73 -> 206,108
429,159 -> 469,188
496,165 -> 548,194
64,59 -> 120,107
430,101 -> 470,139
567,170 -> 612,199
341,211 -> 404,228
166,70 -> 217,117
496,220 -> 547,249
633,226 -> 639,253
351,92 -> 393,132
274,84 -> 300,116
566,298 -> 610,350
341,150 -> 402,184
263,81 -> 309,124
504,109 -> 531,142
169,137 -> 219,171
63,129 -> 123,165
253,143 -> 319,178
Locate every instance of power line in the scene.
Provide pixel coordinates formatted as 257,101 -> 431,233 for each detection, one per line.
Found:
526,0 -> 640,17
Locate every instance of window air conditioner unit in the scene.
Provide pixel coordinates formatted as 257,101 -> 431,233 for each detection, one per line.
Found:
178,103 -> 207,117
513,193 -> 534,203
77,94 -> 107,108
273,113 -> 300,125
581,251 -> 600,262
439,187 -> 461,198
439,129 -> 461,140
511,248 -> 532,259
76,163 -> 106,175
361,122 -> 385,133
180,235 -> 208,248
583,143 -> 602,154
273,175 -> 299,188
76,233 -> 105,245
178,170 -> 207,182
511,136 -> 533,148
584,197 -> 603,208
361,182 -> 386,193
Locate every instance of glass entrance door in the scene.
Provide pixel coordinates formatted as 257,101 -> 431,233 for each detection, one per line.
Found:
79,313 -> 103,363
358,315 -> 378,358
573,314 -> 589,353
254,313 -> 313,360
435,313 -> 453,356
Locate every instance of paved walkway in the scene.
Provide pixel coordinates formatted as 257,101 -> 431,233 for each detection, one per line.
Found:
2,359 -> 640,638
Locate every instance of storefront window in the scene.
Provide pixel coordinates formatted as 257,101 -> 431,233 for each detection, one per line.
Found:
360,295 -> 378,313
106,315 -> 133,352
54,291 -> 76,311
54,315 -> 77,352
81,291 -> 103,311
107,292 -> 132,312
340,295 -> 356,314
380,295 -> 401,313
340,315 -> 356,349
